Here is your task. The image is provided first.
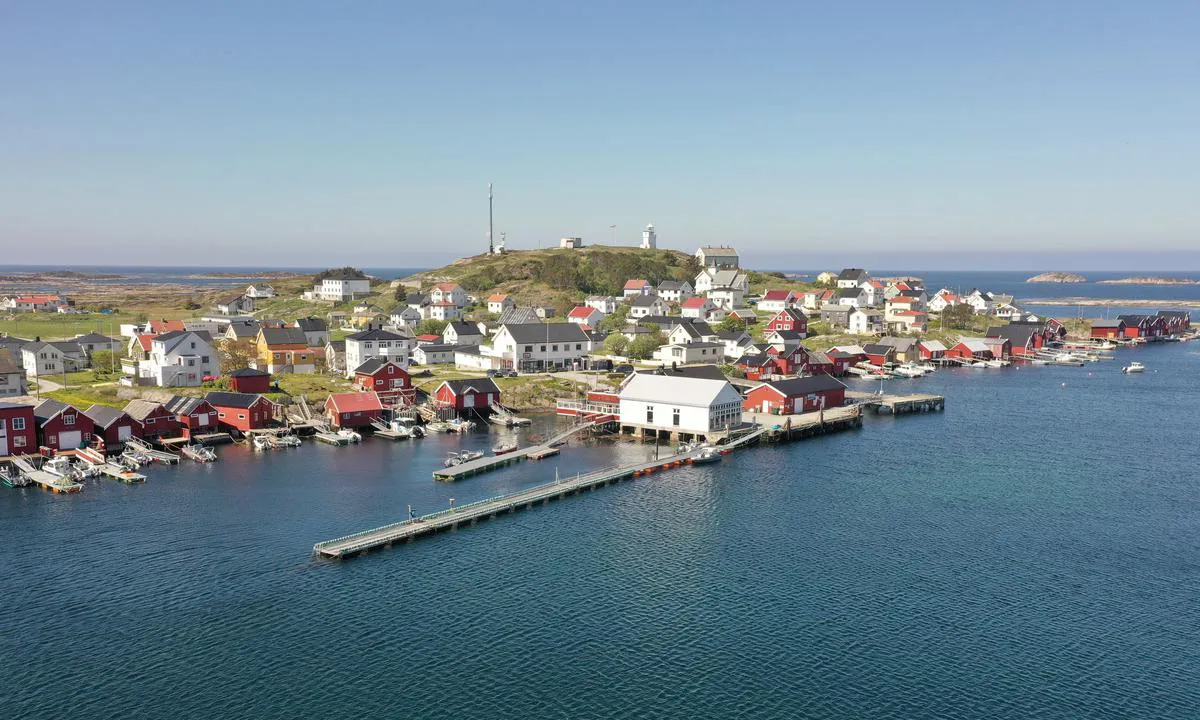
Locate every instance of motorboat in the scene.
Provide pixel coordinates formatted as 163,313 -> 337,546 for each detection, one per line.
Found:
335,429 -> 362,443
273,433 -> 302,448
252,435 -> 273,451
691,446 -> 722,464
181,444 -> 218,462
984,359 -> 1009,369
459,450 -> 484,463
443,452 -> 463,467
1122,361 -> 1145,374
42,455 -> 79,479
892,363 -> 926,378
447,419 -> 475,434
492,442 -> 518,456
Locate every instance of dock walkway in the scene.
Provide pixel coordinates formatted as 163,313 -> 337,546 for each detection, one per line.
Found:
432,420 -> 598,481
317,427 -> 764,558
846,391 -> 945,414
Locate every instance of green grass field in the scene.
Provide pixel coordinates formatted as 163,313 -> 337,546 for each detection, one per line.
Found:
0,313 -> 133,341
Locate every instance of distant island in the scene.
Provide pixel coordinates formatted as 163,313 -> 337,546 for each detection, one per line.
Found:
1026,272 -> 1087,283
1096,276 -> 1200,285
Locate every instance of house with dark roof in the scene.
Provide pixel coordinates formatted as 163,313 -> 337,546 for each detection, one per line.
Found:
72,333 -> 121,355
216,294 -> 255,316
876,336 -> 921,362
1090,318 -> 1126,340
862,343 -> 896,366
223,319 -> 261,342
256,327 -> 315,374
123,400 -> 180,440
352,359 -> 412,404
164,396 -> 220,439
985,325 -> 1042,357
645,364 -> 728,381
228,367 -> 272,394
292,317 -> 329,347
0,349 -> 25,397
443,321 -> 482,346
0,402 -> 37,454
434,378 -> 501,411
490,323 -> 593,371
655,280 -> 694,303
765,308 -> 808,337
743,375 -> 847,415
309,269 -> 372,302
325,340 -> 346,374
204,392 -> 277,433
343,329 -> 413,378
629,294 -> 667,319
83,405 -> 142,449
34,399 -> 96,451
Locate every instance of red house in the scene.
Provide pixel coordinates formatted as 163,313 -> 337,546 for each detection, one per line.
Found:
918,340 -> 947,360
325,391 -> 384,429
804,350 -> 836,376
82,405 -> 142,449
33,399 -> 96,452
205,392 -> 276,434
1116,315 -> 1151,339
434,378 -> 501,411
862,343 -> 896,366
228,368 -> 272,394
985,326 -> 1042,358
164,396 -> 220,439
826,350 -> 863,375
352,359 -> 413,404
743,375 -> 847,415
1157,310 -> 1191,335
1090,319 -> 1125,340
0,402 -> 37,456
765,308 -> 809,337
124,400 -> 180,441
945,339 -> 994,361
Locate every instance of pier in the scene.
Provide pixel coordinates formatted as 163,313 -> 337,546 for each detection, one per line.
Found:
745,404 -> 865,441
847,391 -> 946,414
432,420 -> 598,481
316,427 -> 765,559
124,438 -> 181,464
7,456 -> 83,493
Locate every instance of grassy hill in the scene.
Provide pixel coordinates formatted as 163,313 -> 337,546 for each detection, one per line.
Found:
405,246 -> 703,314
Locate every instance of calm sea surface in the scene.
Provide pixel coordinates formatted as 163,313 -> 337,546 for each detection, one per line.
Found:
3,342 -> 1199,718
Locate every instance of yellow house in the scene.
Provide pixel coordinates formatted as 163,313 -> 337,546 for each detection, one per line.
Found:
255,327 -> 315,374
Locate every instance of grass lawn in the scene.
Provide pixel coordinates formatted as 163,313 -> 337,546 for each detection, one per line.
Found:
0,313 -> 135,341
60,369 -> 120,386
275,373 -> 353,402
44,384 -> 126,410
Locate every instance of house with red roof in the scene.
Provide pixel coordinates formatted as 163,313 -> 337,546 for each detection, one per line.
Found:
324,391 -> 384,429
622,279 -> 652,298
757,290 -> 798,313
927,289 -> 960,313
429,283 -> 467,308
149,319 -> 187,334
567,306 -> 605,327
680,296 -> 717,319
487,294 -> 514,314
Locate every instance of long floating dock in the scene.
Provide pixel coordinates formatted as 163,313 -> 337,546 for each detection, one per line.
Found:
432,420 -> 597,481
316,427 -> 765,559
847,392 -> 945,414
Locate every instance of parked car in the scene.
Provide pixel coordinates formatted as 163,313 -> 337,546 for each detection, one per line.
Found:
592,359 -> 613,371
614,364 -> 634,374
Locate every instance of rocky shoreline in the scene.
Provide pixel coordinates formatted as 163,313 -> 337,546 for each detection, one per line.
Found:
1096,277 -> 1199,285
1024,297 -> 1200,308
1026,271 -> 1087,283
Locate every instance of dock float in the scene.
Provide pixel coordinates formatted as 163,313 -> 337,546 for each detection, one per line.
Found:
314,432 -> 351,446
97,463 -> 146,483
847,392 -> 945,415
315,427 -> 765,559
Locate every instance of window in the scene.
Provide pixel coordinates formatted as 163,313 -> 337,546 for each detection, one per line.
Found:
145,417 -> 155,425
238,413 -> 246,420
552,344 -> 558,352
540,345 -> 546,352
218,412 -> 226,419
576,344 -> 582,351
11,417 -> 24,430
48,434 -> 56,445
13,435 -> 26,448
202,356 -> 210,363
524,345 -> 533,353
190,342 -> 195,349
673,408 -> 680,426
646,407 -> 654,423
64,414 -> 75,426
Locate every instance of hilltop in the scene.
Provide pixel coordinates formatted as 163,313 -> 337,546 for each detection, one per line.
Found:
404,246 -> 703,313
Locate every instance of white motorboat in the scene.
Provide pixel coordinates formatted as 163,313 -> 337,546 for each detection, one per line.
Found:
252,435 -> 273,451
892,363 -> 926,378
443,452 -> 463,467
273,433 -> 302,447
42,455 -> 78,479
181,444 -> 218,462
1122,361 -> 1145,374
336,429 -> 362,443
984,359 -> 1009,368
459,450 -> 484,463
691,446 -> 723,464
447,419 -> 475,434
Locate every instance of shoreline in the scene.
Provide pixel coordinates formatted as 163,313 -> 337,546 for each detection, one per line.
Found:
1024,298 -> 1200,308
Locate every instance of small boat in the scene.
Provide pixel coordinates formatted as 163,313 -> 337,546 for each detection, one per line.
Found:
443,452 -> 463,467
273,433 -> 302,448
1122,361 -> 1145,374
691,446 -> 722,464
447,419 -> 475,434
181,444 -> 218,462
492,442 -> 518,455
335,429 -> 362,443
459,450 -> 484,463
425,421 -> 450,434
892,363 -> 926,378
984,359 -> 1009,369
252,435 -> 273,451
42,455 -> 78,479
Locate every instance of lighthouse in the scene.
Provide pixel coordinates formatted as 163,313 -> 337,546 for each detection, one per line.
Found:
640,224 -> 657,249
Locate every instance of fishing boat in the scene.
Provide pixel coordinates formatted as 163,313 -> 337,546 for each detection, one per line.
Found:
42,455 -> 80,479
443,452 -> 463,467
335,428 -> 362,443
425,421 -> 450,434
691,446 -> 722,464
1122,361 -> 1145,374
492,442 -> 518,456
984,359 -> 1009,368
181,444 -> 218,462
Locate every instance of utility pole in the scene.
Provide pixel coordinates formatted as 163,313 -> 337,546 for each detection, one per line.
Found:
488,183 -> 494,255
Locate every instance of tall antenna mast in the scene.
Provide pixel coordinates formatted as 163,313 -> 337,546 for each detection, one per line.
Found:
488,183 -> 494,255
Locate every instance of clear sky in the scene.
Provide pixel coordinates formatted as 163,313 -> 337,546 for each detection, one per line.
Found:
2,1 -> 1198,269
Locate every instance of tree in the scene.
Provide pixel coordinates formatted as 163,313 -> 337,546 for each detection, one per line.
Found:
416,319 -> 449,337
627,329 -> 665,360
220,339 -> 258,375
90,350 -> 118,376
717,316 -> 747,333
603,333 -> 629,357
941,303 -> 976,330
598,304 -> 630,333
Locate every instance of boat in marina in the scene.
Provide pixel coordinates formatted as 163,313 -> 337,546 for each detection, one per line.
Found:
181,444 -> 218,462
252,435 -> 273,451
1122,361 -> 1145,374
443,450 -> 485,467
335,429 -> 362,443
691,446 -> 722,464
492,442 -> 518,456
892,363 -> 927,378
272,433 -> 302,448
446,419 -> 475,434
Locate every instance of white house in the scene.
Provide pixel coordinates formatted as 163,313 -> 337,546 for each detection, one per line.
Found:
694,246 -> 740,270
490,323 -> 592,372
559,236 -> 583,249
411,343 -> 458,365
216,294 -> 255,316
848,308 -> 884,335
629,295 -> 668,319
124,331 -> 217,387
424,302 -> 462,322
442,321 -> 483,346
21,342 -> 63,379
836,268 -> 870,289
617,373 -> 744,437
928,289 -> 960,313
487,294 -> 514,314
245,284 -> 275,299
567,306 -> 605,327
707,286 -> 745,310
680,297 -> 717,319
656,280 -> 694,303
309,270 -> 372,302
388,305 -> 422,328
0,349 -> 25,396
835,287 -> 867,308
344,329 -> 413,377
694,268 -> 749,296
429,283 -> 468,308
712,329 -> 753,359
623,279 -> 653,298
585,296 -> 619,314
756,290 -> 798,314
666,322 -> 711,346
652,342 -> 725,366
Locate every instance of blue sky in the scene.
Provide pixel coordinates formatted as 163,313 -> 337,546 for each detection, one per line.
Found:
2,1 -> 1198,269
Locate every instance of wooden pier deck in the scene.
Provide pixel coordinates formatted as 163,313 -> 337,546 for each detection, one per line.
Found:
847,391 -> 945,414
315,427 -> 765,559
97,463 -> 146,483
431,420 -> 597,481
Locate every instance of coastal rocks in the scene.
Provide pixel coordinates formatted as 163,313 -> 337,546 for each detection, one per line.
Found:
1096,276 -> 1199,285
1026,272 -> 1088,283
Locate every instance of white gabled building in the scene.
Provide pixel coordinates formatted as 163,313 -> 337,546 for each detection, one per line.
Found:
429,283 -> 468,308
585,296 -> 619,314
308,270 -> 372,302
694,246 -> 740,270
388,305 -> 422,328
629,295 -> 668,319
124,331 -> 217,387
617,373 -> 743,438
486,294 -> 514,315
489,322 -> 593,372
652,342 -> 725,366
344,329 -> 413,377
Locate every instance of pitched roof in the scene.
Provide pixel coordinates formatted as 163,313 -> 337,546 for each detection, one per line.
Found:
647,364 -> 727,381
838,268 -> 868,281
772,307 -> 807,322
225,321 -> 260,339
294,317 -> 327,332
444,321 -> 478,335
439,378 -> 500,396
768,329 -> 805,340
123,399 -> 168,421
327,340 -> 346,352
487,293 -> 510,302
696,246 -> 738,256
346,329 -> 406,342
862,343 -> 895,355
432,282 -> 461,292
260,327 -> 310,346
501,323 -> 590,344
704,269 -> 746,287
72,333 -> 118,344
836,287 -> 864,298
986,325 -> 1037,346
657,280 -> 688,291
34,398 -> 72,424
149,319 -> 186,333
919,340 -> 947,352
353,358 -> 408,375
326,391 -> 383,414
877,336 -> 918,351
568,306 -> 599,319
623,279 -> 649,289
618,373 -> 739,407
630,295 -> 661,308
229,367 -> 270,378
0,349 -> 20,375
757,374 -> 846,397
497,307 -> 541,325
956,338 -> 992,353
165,395 -> 211,415
681,296 -> 711,309
1090,319 -> 1125,328
83,405 -> 131,429
761,289 -> 793,301
204,391 -> 267,409
322,268 -> 368,280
